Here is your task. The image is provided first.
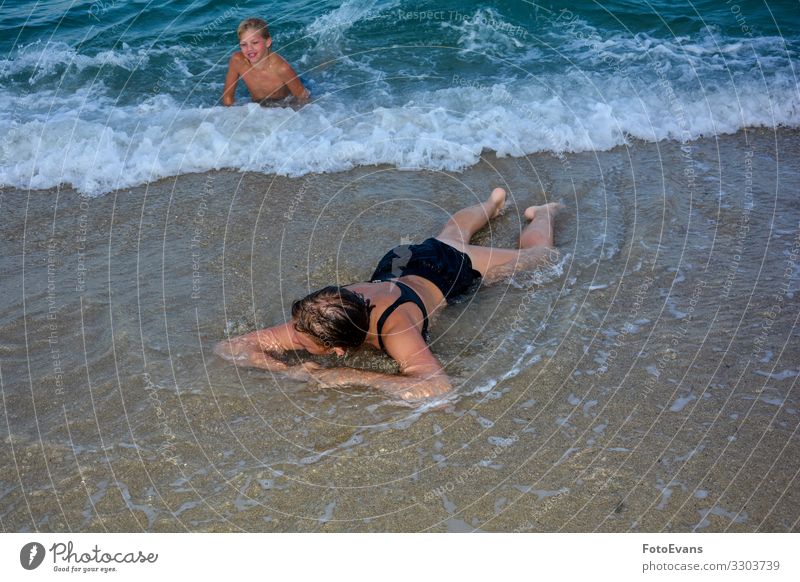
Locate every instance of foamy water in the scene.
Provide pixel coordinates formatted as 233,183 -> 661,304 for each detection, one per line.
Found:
1,1 -> 798,195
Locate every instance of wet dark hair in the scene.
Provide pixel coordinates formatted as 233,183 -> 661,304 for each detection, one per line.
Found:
291,286 -> 374,350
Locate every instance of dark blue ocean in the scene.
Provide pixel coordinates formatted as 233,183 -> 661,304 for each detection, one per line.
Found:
1,0 -> 798,195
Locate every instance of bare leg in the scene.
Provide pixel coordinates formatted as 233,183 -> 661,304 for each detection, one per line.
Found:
520,202 -> 562,248
435,187 -> 507,245
440,199 -> 563,283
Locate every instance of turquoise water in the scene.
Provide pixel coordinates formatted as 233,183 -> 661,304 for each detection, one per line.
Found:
1,0 -> 799,194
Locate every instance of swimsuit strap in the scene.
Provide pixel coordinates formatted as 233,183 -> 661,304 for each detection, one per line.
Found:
375,281 -> 430,353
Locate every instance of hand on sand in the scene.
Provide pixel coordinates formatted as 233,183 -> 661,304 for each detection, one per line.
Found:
284,361 -> 323,381
395,379 -> 452,402
213,339 -> 249,361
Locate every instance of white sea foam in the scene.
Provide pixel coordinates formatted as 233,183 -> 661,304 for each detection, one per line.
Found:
441,7 -> 526,56
305,0 -> 399,48
1,38 -> 798,195
0,41 -> 167,83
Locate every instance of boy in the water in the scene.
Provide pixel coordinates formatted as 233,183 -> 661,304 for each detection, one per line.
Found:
222,18 -> 309,106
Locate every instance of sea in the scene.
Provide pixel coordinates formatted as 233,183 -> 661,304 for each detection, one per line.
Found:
1,1 -> 799,533
1,0 -> 798,194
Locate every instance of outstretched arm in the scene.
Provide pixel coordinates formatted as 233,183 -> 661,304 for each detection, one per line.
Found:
303,365 -> 452,401
301,328 -> 453,401
215,317 -> 453,401
214,323 -> 298,371
222,54 -> 241,106
277,57 -> 310,103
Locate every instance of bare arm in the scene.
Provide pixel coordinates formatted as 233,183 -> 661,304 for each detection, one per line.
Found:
277,58 -> 310,103
215,312 -> 453,401
213,323 -> 298,371
221,54 -> 241,106
305,366 -> 452,401
303,325 -> 453,401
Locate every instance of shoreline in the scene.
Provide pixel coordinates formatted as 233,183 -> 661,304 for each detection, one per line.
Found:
1,127 -> 798,532
0,125 -> 792,203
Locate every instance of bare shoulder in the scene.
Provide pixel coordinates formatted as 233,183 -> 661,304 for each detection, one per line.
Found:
270,52 -> 291,67
229,51 -> 249,70
271,53 -> 298,75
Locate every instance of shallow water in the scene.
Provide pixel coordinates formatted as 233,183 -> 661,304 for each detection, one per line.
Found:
1,129 -> 799,532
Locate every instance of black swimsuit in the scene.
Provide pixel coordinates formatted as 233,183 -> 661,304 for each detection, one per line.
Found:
370,239 -> 482,353
371,238 -> 482,302
375,281 -> 429,353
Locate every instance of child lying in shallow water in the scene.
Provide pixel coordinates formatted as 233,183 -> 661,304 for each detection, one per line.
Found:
215,188 -> 563,402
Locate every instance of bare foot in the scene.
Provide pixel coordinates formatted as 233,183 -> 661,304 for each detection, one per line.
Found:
524,201 -> 563,221
488,187 -> 507,218
524,206 -> 536,221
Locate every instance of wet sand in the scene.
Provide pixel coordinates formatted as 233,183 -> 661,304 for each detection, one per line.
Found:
1,128 -> 798,532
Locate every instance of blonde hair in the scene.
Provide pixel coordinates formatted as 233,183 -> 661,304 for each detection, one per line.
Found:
237,18 -> 270,40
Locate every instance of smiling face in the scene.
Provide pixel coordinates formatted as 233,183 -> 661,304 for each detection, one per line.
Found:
238,29 -> 271,64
